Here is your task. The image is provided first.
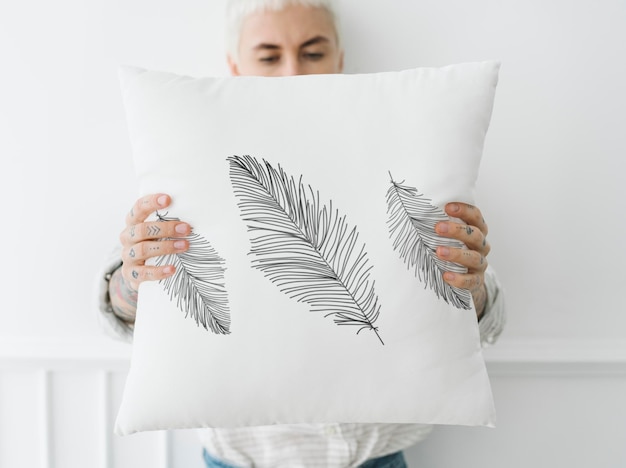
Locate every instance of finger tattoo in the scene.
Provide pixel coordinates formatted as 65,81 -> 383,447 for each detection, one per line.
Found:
146,225 -> 161,236
129,248 -> 136,258
130,207 -> 134,217
466,226 -> 474,236
132,270 -> 139,279
130,225 -> 135,238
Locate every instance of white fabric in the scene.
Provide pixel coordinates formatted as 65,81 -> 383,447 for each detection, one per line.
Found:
97,247 -> 505,349
196,423 -> 433,467
97,251 -> 505,466
114,61 -> 501,436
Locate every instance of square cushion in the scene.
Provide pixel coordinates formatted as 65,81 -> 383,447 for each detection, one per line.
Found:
115,61 -> 500,435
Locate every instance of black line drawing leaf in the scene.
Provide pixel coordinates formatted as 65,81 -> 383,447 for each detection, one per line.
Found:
154,212 -> 231,334
386,174 -> 472,310
228,155 -> 384,345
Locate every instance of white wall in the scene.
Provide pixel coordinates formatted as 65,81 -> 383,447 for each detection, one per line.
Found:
1,0 -> 625,467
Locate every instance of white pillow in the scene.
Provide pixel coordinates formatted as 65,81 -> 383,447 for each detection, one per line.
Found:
115,61 -> 500,435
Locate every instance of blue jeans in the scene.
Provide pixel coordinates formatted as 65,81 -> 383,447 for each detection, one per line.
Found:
203,448 -> 407,468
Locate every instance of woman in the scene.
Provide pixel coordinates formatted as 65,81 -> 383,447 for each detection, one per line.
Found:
99,1 -> 505,466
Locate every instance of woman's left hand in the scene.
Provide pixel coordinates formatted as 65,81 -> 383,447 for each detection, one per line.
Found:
434,202 -> 490,319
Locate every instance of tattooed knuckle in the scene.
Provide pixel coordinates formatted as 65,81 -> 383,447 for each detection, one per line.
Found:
121,265 -> 135,283
138,223 -> 156,240
141,222 -> 161,239
131,243 -> 143,259
484,242 -> 491,256
148,243 -> 163,256
144,243 -> 156,258
129,223 -> 141,239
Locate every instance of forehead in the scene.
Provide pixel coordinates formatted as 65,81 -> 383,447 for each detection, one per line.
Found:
239,4 -> 337,48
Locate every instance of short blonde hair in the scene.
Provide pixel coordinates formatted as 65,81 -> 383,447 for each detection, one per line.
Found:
225,0 -> 342,61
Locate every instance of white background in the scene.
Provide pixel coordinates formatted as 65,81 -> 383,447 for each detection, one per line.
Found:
0,0 -> 625,467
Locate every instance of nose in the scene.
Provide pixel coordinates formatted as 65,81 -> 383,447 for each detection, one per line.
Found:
280,56 -> 304,76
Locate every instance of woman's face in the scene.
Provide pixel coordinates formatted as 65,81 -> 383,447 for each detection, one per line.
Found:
228,4 -> 344,77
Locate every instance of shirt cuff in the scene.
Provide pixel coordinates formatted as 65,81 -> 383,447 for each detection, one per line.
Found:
478,265 -> 506,347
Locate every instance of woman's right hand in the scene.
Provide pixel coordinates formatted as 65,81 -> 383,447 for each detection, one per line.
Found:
109,193 -> 191,325
119,193 -> 191,290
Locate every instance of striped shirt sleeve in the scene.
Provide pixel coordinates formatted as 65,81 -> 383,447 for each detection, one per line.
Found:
478,265 -> 506,347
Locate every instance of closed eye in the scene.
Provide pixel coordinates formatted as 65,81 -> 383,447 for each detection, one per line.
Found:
259,55 -> 280,63
302,52 -> 324,61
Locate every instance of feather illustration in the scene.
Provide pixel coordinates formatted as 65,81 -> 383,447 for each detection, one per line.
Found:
386,174 -> 472,310
154,213 -> 230,334
228,155 -> 384,345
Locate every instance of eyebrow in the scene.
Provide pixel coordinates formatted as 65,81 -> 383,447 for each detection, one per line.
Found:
300,36 -> 330,48
252,35 -> 331,52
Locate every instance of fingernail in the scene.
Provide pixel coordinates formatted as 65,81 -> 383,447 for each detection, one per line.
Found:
175,223 -> 189,234
444,272 -> 455,281
163,265 -> 175,275
438,247 -> 450,257
448,203 -> 460,213
157,195 -> 168,206
437,223 -> 449,234
173,240 -> 186,250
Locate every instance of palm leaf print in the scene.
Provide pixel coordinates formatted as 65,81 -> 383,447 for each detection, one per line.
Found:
228,155 -> 384,345
154,213 -> 230,334
386,174 -> 472,310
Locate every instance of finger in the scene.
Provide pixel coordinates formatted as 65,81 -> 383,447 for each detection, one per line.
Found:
443,271 -> 484,292
120,220 -> 191,246
121,263 -> 176,289
445,202 -> 488,237
436,246 -> 488,273
126,193 -> 171,227
435,221 -> 491,256
124,239 -> 189,262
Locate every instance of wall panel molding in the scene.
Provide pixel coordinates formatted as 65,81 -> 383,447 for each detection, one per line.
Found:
1,336 -> 624,468
0,337 -> 132,371
482,339 -> 626,376
1,336 -> 625,376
